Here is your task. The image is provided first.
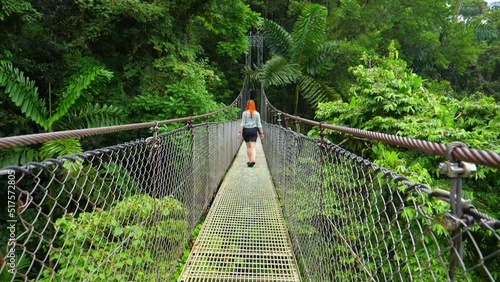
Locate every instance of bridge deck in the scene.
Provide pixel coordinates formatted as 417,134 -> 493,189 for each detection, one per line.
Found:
179,139 -> 301,281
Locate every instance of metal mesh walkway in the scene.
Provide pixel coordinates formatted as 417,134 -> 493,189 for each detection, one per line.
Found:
179,139 -> 301,281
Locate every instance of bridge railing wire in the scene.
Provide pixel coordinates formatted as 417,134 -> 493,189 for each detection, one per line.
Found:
0,77 -> 249,151
260,91 -> 500,281
0,90 -> 245,281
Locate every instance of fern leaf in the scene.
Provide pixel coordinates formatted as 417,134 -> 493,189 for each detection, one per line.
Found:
0,61 -> 49,130
39,138 -> 84,173
39,138 -> 82,160
298,75 -> 336,108
474,23 -> 498,41
48,67 -> 113,129
0,147 -> 38,167
291,4 -> 328,64
57,103 -> 125,130
258,56 -> 301,87
262,19 -> 293,58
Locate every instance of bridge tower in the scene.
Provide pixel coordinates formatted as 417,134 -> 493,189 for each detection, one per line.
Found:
246,31 -> 265,120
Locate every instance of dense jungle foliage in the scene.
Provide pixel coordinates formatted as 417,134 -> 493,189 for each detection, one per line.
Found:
0,0 -> 499,281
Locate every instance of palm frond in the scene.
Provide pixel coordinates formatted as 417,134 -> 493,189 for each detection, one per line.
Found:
258,56 -> 301,87
0,147 -> 38,167
298,75 -> 336,108
56,103 -> 125,130
39,138 -> 82,160
0,61 -> 49,130
39,138 -> 83,173
291,4 -> 327,63
48,67 -> 113,129
458,6 -> 484,18
243,65 -> 261,84
474,23 -> 498,41
0,257 -> 31,282
303,41 -> 338,75
262,19 -> 293,58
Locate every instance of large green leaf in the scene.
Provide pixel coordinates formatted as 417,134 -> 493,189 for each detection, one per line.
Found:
48,67 -> 113,129
298,75 -> 335,107
0,147 -> 38,167
291,4 -> 327,64
473,23 -> 498,41
303,41 -> 338,75
39,138 -> 84,173
39,138 -> 82,160
57,103 -> 124,130
262,19 -> 293,58
0,61 -> 49,130
258,56 -> 301,87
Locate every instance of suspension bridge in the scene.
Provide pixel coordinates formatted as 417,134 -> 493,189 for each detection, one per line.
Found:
0,34 -> 499,282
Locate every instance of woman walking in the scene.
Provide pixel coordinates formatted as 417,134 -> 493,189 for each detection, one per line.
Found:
237,100 -> 264,167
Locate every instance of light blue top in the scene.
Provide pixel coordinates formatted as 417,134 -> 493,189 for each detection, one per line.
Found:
241,111 -> 262,128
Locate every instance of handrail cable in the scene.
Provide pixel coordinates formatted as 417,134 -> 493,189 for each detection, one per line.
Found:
0,81 -> 247,150
261,94 -> 500,168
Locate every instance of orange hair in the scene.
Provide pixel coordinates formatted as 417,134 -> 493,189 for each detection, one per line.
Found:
246,100 -> 256,118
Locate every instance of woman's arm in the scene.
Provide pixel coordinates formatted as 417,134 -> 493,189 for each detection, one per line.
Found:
257,112 -> 264,139
238,111 -> 246,138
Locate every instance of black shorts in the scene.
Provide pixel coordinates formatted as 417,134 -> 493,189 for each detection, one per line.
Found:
242,127 -> 258,142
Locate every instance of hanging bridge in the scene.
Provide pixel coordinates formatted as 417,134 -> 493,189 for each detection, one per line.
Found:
1,34 -> 500,282
0,86 -> 499,282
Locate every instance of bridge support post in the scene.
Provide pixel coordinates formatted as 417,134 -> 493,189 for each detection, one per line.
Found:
205,116 -> 210,210
295,119 -> 301,134
439,142 -> 477,282
187,118 -> 196,229
317,122 -> 327,274
145,121 -> 160,196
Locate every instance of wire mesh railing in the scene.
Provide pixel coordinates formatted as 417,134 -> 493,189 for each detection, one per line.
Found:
0,120 -> 241,281
262,121 -> 500,282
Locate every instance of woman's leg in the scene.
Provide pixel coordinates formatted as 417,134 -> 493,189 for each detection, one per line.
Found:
250,141 -> 257,162
245,141 -> 252,162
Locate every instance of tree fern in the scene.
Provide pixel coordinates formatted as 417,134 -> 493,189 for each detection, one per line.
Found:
48,67 -> 113,129
0,61 -> 49,130
258,56 -> 301,87
57,103 -> 124,130
255,3 -> 336,114
262,19 -> 293,58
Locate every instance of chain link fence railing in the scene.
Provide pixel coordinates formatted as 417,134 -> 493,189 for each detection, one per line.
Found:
0,120 -> 241,282
262,123 -> 500,282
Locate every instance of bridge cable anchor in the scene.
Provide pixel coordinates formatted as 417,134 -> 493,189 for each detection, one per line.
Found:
438,141 -> 477,282
145,121 -> 160,149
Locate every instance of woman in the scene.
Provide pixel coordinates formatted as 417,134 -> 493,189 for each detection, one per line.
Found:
237,100 -> 264,167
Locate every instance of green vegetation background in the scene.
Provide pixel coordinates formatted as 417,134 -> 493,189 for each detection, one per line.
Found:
0,0 -> 499,281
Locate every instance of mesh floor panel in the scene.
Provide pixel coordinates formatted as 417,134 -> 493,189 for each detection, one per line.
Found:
179,140 -> 301,281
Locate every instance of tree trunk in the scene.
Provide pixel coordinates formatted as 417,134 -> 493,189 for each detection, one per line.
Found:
294,84 -> 300,116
